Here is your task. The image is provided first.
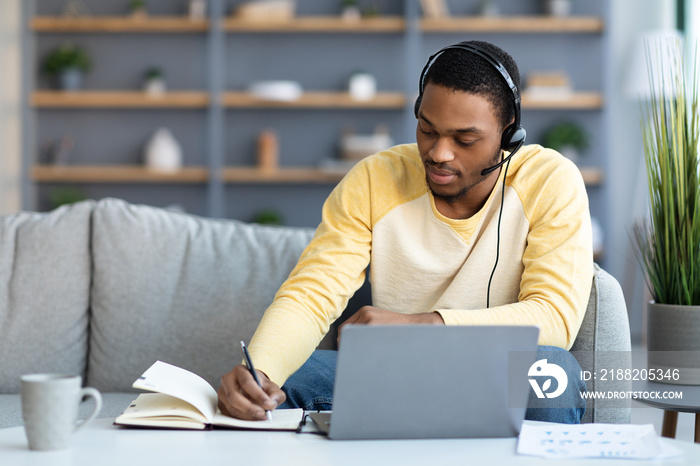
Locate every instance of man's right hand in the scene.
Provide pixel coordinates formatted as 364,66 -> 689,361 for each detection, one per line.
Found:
217,364 -> 286,420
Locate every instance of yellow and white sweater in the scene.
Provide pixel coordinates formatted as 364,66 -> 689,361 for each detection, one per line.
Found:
249,143 -> 593,387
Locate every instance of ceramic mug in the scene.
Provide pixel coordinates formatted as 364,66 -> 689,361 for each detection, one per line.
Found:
20,374 -> 102,451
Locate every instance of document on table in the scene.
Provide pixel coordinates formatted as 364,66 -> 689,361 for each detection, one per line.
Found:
517,423 -> 684,460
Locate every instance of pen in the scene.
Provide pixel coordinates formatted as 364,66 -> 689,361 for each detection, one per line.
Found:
240,340 -> 273,422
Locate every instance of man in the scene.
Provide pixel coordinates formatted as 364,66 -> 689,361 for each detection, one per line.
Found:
218,40 -> 592,424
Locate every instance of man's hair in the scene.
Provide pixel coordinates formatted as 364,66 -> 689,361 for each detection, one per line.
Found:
423,40 -> 520,129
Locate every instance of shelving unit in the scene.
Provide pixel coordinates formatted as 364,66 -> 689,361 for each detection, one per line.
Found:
32,165 -> 209,183
31,164 -> 604,187
223,16 -> 405,33
32,91 -> 210,108
222,92 -> 406,109
23,0 -> 610,238
31,16 -> 210,32
420,16 -> 604,33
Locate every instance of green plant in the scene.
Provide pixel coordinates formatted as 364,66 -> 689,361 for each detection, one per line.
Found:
144,67 -> 163,80
48,187 -> 88,210
632,41 -> 700,305
130,0 -> 146,10
252,209 -> 284,226
42,43 -> 91,76
541,121 -> 589,152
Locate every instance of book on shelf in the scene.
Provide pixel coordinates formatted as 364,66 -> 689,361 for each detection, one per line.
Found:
115,360 -> 303,431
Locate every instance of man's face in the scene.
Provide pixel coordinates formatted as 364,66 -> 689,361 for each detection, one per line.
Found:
416,84 -> 503,208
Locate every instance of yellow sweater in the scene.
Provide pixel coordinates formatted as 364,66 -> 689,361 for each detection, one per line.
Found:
249,143 -> 593,387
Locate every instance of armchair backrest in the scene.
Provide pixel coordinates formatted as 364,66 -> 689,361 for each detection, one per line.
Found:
571,264 -> 632,423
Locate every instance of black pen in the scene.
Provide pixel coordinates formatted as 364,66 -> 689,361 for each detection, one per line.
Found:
240,340 -> 273,421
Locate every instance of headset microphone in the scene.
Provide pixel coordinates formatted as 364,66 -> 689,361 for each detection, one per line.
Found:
480,138 -> 524,176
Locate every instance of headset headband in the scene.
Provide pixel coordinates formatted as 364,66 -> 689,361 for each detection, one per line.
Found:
417,42 -> 521,127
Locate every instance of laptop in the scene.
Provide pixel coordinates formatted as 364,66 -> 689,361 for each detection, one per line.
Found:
310,325 -> 539,440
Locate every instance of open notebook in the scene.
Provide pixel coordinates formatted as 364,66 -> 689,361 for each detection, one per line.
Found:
115,361 -> 303,431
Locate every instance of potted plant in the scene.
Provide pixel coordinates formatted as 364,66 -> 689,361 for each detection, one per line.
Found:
143,67 -> 166,95
340,0 -> 361,21
632,39 -> 700,384
541,120 -> 588,163
42,43 -> 91,91
129,0 -> 147,18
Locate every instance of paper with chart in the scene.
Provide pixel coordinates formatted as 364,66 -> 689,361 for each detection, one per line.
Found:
517,423 -> 683,460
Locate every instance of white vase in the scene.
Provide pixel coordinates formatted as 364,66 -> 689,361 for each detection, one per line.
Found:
189,0 -> 206,20
543,0 -> 571,17
349,73 -> 376,101
144,77 -> 166,96
145,128 -> 182,173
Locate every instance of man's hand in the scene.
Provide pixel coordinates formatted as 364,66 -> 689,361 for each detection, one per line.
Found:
338,305 -> 444,339
217,365 -> 286,421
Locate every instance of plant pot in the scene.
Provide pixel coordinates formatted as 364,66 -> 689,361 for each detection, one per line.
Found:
58,68 -> 83,91
647,301 -> 700,385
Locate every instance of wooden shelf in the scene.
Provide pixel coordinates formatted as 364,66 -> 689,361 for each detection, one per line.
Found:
30,91 -> 597,110
421,16 -> 603,33
522,92 -> 603,109
31,91 -> 209,108
223,16 -> 405,33
32,166 -> 209,183
223,91 -> 406,109
32,165 -> 603,186
222,167 -> 343,183
30,15 -> 602,34
31,16 -> 209,33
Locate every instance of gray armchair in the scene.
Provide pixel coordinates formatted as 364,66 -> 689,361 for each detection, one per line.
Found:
571,264 -> 632,424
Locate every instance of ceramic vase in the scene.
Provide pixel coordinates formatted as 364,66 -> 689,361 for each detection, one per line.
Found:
145,128 -> 182,173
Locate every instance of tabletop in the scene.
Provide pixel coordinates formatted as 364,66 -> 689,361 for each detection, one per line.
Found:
1,418 -> 699,465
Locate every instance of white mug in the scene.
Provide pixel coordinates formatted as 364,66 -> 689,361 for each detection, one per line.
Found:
20,374 -> 102,451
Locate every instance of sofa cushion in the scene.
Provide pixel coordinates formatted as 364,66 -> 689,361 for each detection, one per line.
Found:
88,198 -> 315,392
0,201 -> 94,393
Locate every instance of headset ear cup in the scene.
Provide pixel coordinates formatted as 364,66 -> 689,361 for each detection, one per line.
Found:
500,124 -> 526,152
414,96 -> 422,118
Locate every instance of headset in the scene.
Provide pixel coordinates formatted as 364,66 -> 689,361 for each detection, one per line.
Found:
415,41 -> 526,176
415,42 -> 527,307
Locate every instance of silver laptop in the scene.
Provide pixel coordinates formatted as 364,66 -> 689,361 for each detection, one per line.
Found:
310,325 -> 539,440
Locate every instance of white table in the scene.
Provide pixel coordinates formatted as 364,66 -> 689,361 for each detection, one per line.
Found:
1,418 -> 699,465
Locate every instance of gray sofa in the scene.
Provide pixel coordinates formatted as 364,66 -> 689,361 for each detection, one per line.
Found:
0,198 -> 631,428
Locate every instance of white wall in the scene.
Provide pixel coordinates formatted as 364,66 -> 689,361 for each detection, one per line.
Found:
0,0 -> 21,214
607,0 -> 676,342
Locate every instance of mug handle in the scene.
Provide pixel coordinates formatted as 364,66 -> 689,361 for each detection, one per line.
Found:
75,387 -> 103,431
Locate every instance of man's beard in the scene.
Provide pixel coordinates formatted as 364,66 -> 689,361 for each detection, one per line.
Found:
426,148 -> 503,205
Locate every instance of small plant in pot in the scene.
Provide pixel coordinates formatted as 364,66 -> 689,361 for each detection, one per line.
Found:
42,43 -> 91,91
632,39 -> 700,385
129,0 -> 148,18
143,67 -> 166,96
541,120 -> 588,163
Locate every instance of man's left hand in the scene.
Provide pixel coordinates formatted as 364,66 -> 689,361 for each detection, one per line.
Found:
338,305 -> 444,338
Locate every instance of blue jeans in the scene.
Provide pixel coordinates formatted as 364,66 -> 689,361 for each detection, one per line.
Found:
279,346 -> 586,424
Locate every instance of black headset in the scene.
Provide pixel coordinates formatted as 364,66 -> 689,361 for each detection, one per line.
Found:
415,42 -> 526,176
